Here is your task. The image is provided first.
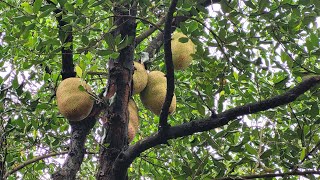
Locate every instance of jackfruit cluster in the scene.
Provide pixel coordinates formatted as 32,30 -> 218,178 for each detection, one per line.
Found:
140,71 -> 176,115
56,78 -> 94,121
171,32 -> 196,70
55,34 -> 190,135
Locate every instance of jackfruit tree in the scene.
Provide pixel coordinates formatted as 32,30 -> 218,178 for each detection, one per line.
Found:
1,0 -> 320,179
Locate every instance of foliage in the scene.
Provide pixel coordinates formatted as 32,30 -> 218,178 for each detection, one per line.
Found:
0,0 -> 320,179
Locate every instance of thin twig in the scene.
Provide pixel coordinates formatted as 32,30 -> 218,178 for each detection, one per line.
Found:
136,16 -> 166,45
214,170 -> 320,180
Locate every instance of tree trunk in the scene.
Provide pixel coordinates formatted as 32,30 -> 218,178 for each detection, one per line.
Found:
96,2 -> 137,180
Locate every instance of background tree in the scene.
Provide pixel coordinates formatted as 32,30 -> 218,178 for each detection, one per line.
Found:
1,0 -> 320,179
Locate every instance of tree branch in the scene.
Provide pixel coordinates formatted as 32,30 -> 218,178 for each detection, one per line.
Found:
4,151 -> 69,178
300,140 -> 320,164
54,7 -> 76,79
145,32 -> 164,60
135,0 -> 221,48
87,71 -> 109,76
144,0 -> 222,61
75,14 -> 163,54
135,17 -> 165,45
136,0 -> 221,45
214,170 -> 320,180
52,116 -> 97,180
117,76 -> 320,169
4,150 -> 97,178
159,0 -> 178,132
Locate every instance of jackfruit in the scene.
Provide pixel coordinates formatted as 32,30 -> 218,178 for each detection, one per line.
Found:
171,32 -> 196,70
140,71 -> 176,115
147,71 -> 167,87
133,61 -> 148,94
128,121 -> 136,142
56,78 -> 94,121
128,98 -> 139,142
128,98 -> 139,129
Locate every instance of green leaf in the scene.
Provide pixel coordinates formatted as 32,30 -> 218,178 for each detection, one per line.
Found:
233,71 -> 238,80
64,2 -> 75,12
110,52 -> 120,59
280,50 -> 291,62
97,49 -> 113,56
81,35 -> 89,45
22,23 -> 36,35
21,2 -> 33,14
300,147 -> 306,161
258,0 -> 269,12
39,6 -> 56,18
33,0 -> 43,13
75,65 -> 83,78
78,84 -> 85,91
178,37 -> 189,43
310,103 -> 319,118
15,117 -> 25,129
104,33 -> 115,49
57,0 -> 67,6
181,165 -> 192,175
245,144 -> 257,155
311,49 -> 320,56
298,0 -> 311,5
13,15 -> 36,23
187,21 -> 198,33
229,144 -> 244,152
244,1 -> 256,9
91,0 -> 105,7
12,76 -> 19,89
261,149 -> 273,159
274,74 -> 289,88
196,102 -> 205,116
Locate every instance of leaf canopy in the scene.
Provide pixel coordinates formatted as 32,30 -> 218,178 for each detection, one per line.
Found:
1,0 -> 320,179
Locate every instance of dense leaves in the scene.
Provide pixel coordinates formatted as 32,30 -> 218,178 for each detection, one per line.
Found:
1,0 -> 320,179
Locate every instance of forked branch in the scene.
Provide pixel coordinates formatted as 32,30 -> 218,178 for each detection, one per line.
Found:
115,76 -> 320,169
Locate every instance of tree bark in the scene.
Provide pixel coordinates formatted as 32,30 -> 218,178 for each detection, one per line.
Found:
96,2 -> 137,180
52,116 -> 96,180
56,9 -> 76,79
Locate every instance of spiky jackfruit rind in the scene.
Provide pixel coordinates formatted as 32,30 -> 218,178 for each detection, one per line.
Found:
133,62 -> 148,95
147,71 -> 166,87
56,78 -> 94,121
140,71 -> 176,115
171,32 -> 196,70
